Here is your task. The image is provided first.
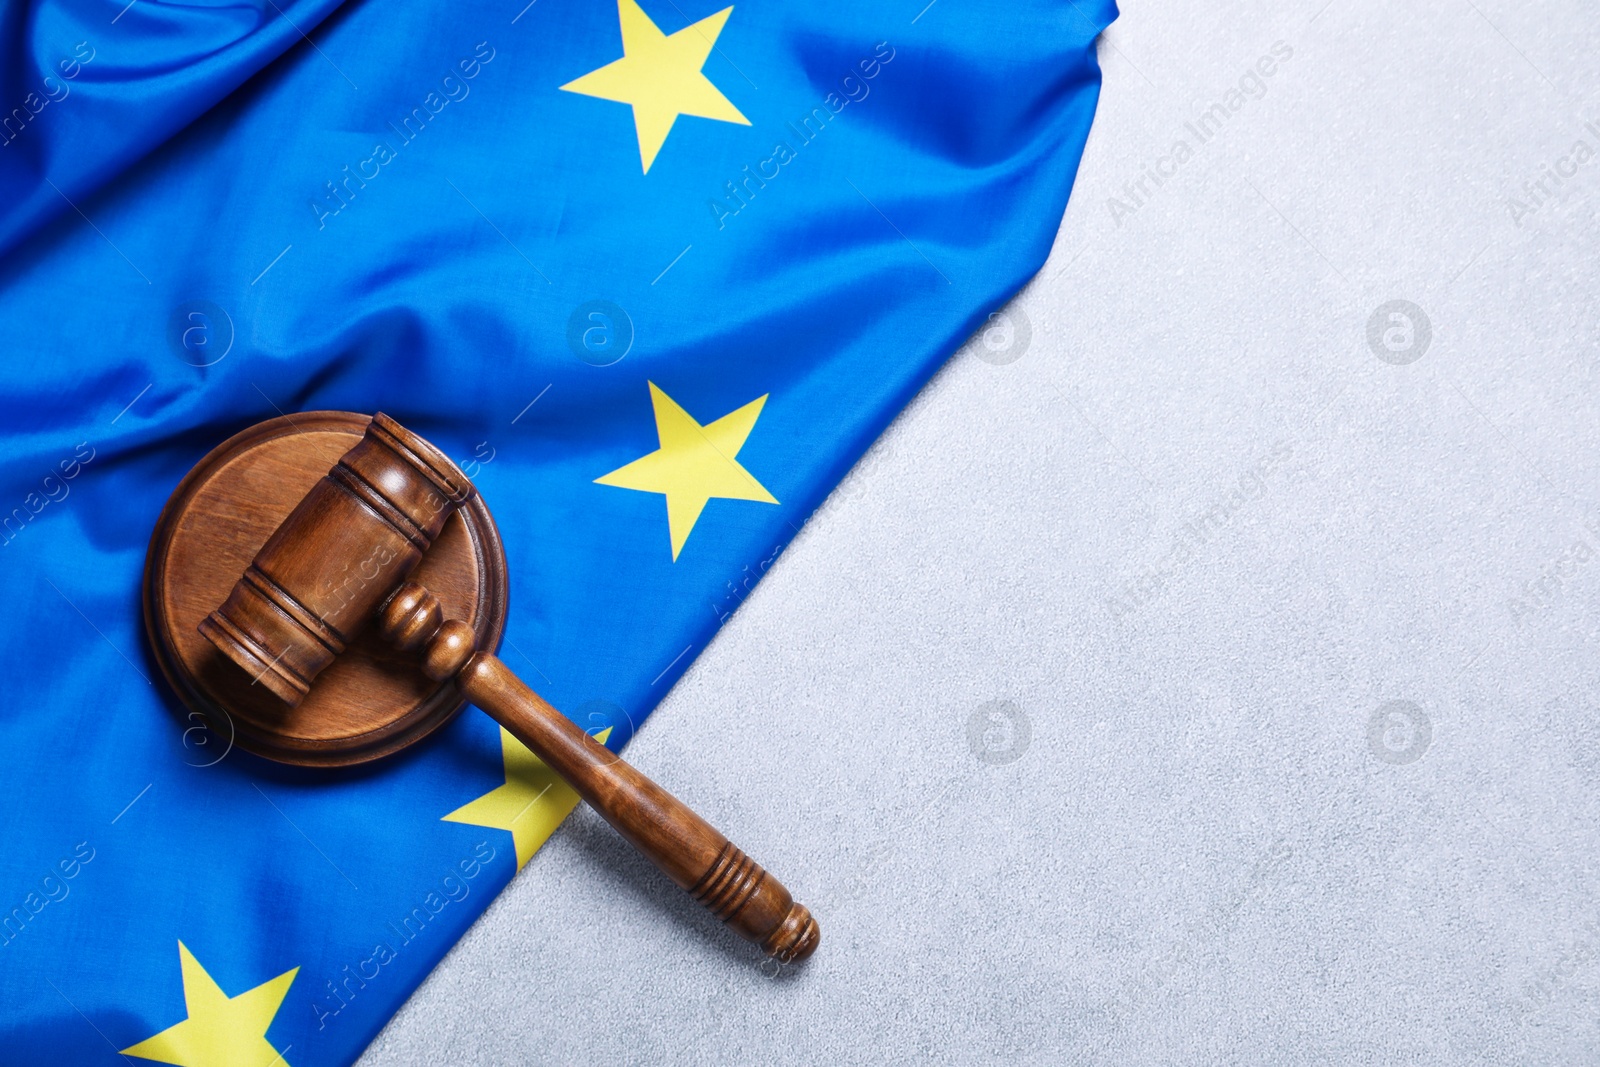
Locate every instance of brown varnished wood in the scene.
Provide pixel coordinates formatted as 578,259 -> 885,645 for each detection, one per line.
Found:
143,412 -> 507,766
197,413 -> 474,706
149,412 -> 818,960
381,582 -> 820,962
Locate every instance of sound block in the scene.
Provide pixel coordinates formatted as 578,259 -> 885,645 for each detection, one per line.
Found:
143,412 -> 508,767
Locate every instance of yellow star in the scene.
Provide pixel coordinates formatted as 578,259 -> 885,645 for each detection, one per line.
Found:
121,943 -> 298,1067
596,381 -> 778,560
444,726 -> 613,869
559,0 -> 749,173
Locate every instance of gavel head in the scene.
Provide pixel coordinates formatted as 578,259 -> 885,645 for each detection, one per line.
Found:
198,413 -> 475,707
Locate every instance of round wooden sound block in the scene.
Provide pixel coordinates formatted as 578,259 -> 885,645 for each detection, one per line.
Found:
143,412 -> 508,767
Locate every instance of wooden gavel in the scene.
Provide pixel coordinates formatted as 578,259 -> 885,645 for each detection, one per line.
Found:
196,414 -> 818,962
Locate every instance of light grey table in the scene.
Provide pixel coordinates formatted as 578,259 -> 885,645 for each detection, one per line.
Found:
361,0 -> 1600,1062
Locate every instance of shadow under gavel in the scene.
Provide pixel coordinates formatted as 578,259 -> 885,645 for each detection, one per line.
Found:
197,414 -> 818,962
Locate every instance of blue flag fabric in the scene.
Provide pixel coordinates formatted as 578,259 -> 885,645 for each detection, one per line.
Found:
0,0 -> 1114,1063
0,0 -> 348,258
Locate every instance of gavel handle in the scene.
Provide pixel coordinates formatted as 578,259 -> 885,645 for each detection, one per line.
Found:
381,582 -> 819,962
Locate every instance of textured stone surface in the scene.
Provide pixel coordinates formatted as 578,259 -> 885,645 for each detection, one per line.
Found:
360,0 -> 1600,1062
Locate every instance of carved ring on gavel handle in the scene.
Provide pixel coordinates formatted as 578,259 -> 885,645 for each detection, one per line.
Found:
176,412 -> 817,962
379,581 -> 820,962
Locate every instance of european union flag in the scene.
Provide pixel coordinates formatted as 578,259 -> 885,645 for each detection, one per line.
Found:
0,0 -> 1113,1062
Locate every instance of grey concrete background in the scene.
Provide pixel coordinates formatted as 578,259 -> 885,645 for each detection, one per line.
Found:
360,0 -> 1600,1062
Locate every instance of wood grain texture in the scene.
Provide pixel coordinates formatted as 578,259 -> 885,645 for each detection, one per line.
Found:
380,582 -> 820,961
143,412 -> 507,766
198,412 -> 475,706
149,412 -> 817,960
